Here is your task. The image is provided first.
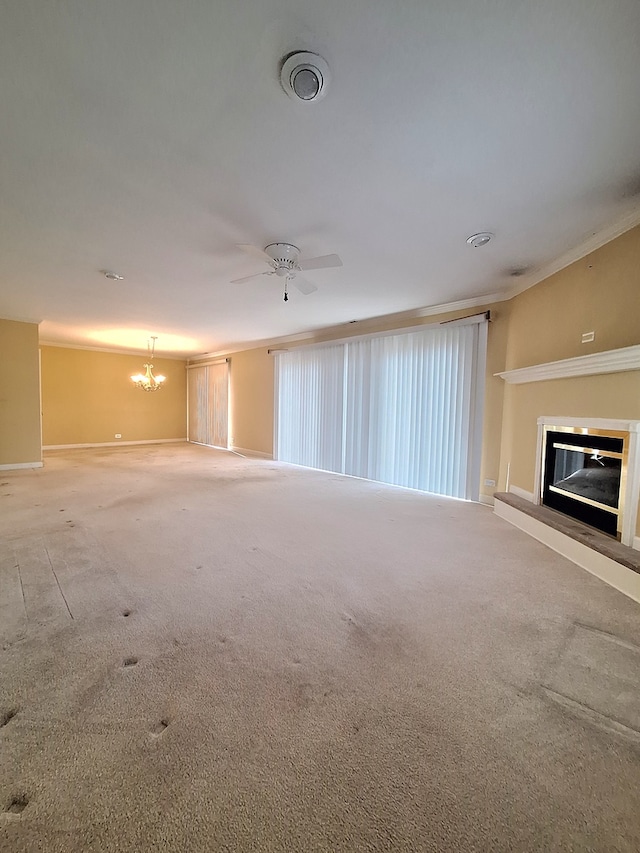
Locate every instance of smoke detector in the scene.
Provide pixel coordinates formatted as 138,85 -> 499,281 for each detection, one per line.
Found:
466,233 -> 494,248
280,52 -> 330,102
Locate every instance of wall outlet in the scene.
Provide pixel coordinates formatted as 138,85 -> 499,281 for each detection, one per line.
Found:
484,478 -> 496,487
115,434 -> 122,439
581,331 -> 595,343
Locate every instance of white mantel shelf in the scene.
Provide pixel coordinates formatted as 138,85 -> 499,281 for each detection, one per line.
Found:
537,416 -> 640,433
495,344 -> 640,384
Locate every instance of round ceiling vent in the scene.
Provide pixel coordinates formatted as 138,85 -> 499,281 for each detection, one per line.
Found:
280,52 -> 330,102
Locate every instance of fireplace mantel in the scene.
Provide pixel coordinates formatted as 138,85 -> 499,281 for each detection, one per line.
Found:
495,344 -> 640,384
536,416 -> 640,434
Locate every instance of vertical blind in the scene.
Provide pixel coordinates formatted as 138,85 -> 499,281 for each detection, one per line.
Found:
188,362 -> 229,448
276,344 -> 344,472
275,319 -> 487,499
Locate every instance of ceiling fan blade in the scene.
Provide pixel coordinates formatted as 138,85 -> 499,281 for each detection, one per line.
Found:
298,253 -> 342,271
237,244 -> 275,266
293,276 -> 318,295
230,271 -> 272,284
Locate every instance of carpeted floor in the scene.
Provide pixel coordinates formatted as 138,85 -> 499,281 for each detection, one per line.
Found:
1,443 -> 639,852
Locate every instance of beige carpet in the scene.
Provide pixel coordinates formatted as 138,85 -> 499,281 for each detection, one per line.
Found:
1,444 -> 639,852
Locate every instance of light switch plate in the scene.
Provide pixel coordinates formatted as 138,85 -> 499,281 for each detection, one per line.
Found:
581,331 -> 595,343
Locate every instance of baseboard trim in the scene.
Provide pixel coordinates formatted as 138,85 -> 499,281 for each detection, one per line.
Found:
43,439 -> 187,450
0,461 -> 44,471
494,499 -> 640,603
478,494 -> 495,506
509,485 -> 534,502
230,446 -> 274,460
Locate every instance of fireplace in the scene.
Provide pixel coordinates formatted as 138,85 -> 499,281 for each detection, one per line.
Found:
535,417 -> 640,548
541,427 -> 626,539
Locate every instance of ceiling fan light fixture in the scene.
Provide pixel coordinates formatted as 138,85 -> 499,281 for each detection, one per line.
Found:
231,241 -> 340,300
280,52 -> 330,103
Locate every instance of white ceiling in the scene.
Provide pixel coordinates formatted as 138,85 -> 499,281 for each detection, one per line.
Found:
1,0 -> 640,356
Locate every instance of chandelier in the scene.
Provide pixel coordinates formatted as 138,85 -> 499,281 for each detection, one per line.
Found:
131,336 -> 166,392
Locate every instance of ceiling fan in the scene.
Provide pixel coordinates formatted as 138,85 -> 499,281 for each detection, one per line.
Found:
231,242 -> 342,301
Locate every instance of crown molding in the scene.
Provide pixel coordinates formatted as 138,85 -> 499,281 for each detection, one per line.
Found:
39,340 -> 188,360
192,291 -> 509,361
0,313 -> 42,325
505,206 -> 640,299
496,344 -> 640,384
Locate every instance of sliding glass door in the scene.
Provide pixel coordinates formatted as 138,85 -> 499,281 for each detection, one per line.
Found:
188,362 -> 229,449
275,318 -> 487,500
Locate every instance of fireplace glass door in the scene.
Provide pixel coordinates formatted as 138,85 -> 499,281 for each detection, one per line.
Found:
542,430 -> 625,538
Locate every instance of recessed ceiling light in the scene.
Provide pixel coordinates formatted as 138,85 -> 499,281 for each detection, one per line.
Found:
280,52 -> 331,102
466,232 -> 494,248
101,269 -> 124,281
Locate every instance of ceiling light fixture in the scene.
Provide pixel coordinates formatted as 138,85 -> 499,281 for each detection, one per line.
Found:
280,52 -> 330,102
101,269 -> 124,281
131,336 -> 166,392
466,232 -> 494,248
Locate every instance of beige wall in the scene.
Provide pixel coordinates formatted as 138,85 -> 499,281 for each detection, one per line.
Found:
505,225 -> 640,370
498,225 -> 640,535
227,347 -> 274,455
0,319 -> 41,466
224,303 -> 509,498
499,373 -> 640,493
41,346 -> 187,446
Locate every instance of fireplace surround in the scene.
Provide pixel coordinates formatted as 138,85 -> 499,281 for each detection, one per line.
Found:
534,417 -> 640,548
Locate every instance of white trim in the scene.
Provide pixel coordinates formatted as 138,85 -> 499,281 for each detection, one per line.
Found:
188,441 -> 229,450
414,297 -> 504,319
478,494 -> 495,506
38,347 -> 43,461
40,340 -> 188,360
505,206 -> 640,300
0,312 -> 42,325
625,429 -> 640,549
634,537 -> 640,552
495,344 -> 640,385
533,415 -> 640,502
43,438 -> 187,450
194,297 -> 504,360
494,499 -> 640,604
0,461 -> 44,471
465,319 -> 488,501
273,353 -> 280,460
536,416 -> 640,433
509,484 -> 534,502
271,314 -> 490,356
230,446 -> 273,460
186,358 -> 229,369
